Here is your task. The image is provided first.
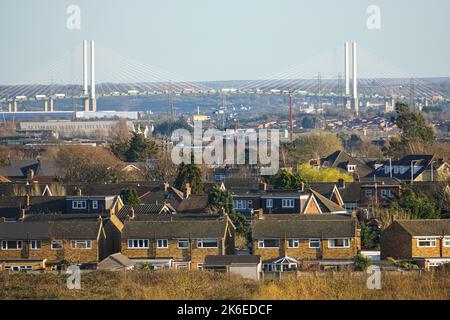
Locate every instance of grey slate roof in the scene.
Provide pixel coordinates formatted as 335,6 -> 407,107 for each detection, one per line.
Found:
252,217 -> 357,239
122,220 -> 228,239
0,220 -> 101,240
396,220 -> 450,236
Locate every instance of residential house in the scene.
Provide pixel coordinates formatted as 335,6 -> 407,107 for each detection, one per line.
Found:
112,214 -> 235,270
0,219 -> 106,271
252,214 -> 360,271
0,195 -> 123,222
316,150 -> 375,179
0,159 -> 63,183
380,219 -> 450,269
374,155 -> 450,183
232,189 -> 347,218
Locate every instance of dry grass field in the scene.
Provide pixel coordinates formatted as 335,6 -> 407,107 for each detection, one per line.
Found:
0,270 -> 449,300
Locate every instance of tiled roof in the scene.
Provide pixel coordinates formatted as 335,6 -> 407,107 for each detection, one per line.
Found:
396,220 -> 450,236
122,220 -> 228,239
252,216 -> 357,239
0,220 -> 102,240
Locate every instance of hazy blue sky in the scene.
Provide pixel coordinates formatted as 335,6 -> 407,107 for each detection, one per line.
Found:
0,0 -> 449,84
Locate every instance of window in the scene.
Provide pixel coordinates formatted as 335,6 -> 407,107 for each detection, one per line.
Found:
127,239 -> 149,249
328,239 -> 350,248
1,240 -> 23,250
288,239 -> 299,248
365,189 -> 373,198
266,199 -> 273,208
92,200 -> 98,209
178,239 -> 189,249
417,238 -> 436,248
157,239 -> 168,249
51,240 -> 63,250
197,239 -> 218,248
282,199 -> 295,208
30,240 -> 42,250
444,237 -> 450,247
381,190 -> 393,199
197,263 -> 204,270
347,165 -> 356,173
247,200 -> 253,209
71,240 -> 92,249
234,200 -> 247,210
72,200 -> 87,209
309,239 -> 321,249
258,239 -> 280,248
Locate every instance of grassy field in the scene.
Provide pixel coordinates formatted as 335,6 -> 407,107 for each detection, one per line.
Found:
0,270 -> 449,300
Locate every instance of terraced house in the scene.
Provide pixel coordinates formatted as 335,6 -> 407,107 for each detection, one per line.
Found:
252,214 -> 360,271
0,219 -> 106,271
381,220 -> 450,269
114,214 -> 235,270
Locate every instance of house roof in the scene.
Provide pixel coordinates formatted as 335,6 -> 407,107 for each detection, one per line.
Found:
0,220 -> 102,240
117,204 -> 169,220
395,220 -> 450,236
176,195 -> 209,213
98,253 -> 134,271
122,220 -> 228,239
252,216 -> 357,239
310,189 -> 347,213
320,150 -> 373,178
0,159 -> 63,178
204,255 -> 261,267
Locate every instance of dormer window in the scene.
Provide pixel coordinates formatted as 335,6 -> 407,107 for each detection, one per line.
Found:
72,200 -> 87,209
347,165 -> 356,173
282,199 -> 295,208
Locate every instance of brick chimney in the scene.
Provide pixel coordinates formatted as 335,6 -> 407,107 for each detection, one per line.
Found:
184,183 -> 191,199
77,188 -> 82,196
27,169 -> 34,181
259,181 -> 268,191
299,181 -> 305,192
254,208 -> 265,220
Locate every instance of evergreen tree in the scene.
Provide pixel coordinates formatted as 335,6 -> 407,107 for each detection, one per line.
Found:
120,187 -> 140,205
385,103 -> 434,158
125,132 -> 158,162
207,184 -> 250,239
396,187 -> 440,219
173,162 -> 204,194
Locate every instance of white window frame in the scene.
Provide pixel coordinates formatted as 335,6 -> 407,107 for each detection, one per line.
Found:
197,263 -> 204,270
444,237 -> 450,247
127,239 -> 149,249
417,237 -> 437,248
235,200 -> 247,210
328,238 -> 350,249
380,189 -> 393,199
266,199 -> 273,209
347,165 -> 356,173
365,189 -> 373,198
157,239 -> 168,249
258,239 -> 280,249
309,239 -> 321,249
197,239 -> 218,249
282,199 -> 295,208
51,240 -> 63,250
287,239 -> 299,248
30,240 -> 42,250
72,200 -> 87,209
71,240 -> 92,249
1,240 -> 23,250
178,239 -> 189,249
92,200 -> 98,209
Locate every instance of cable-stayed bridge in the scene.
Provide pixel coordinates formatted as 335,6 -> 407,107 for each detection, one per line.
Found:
0,41 -> 448,115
